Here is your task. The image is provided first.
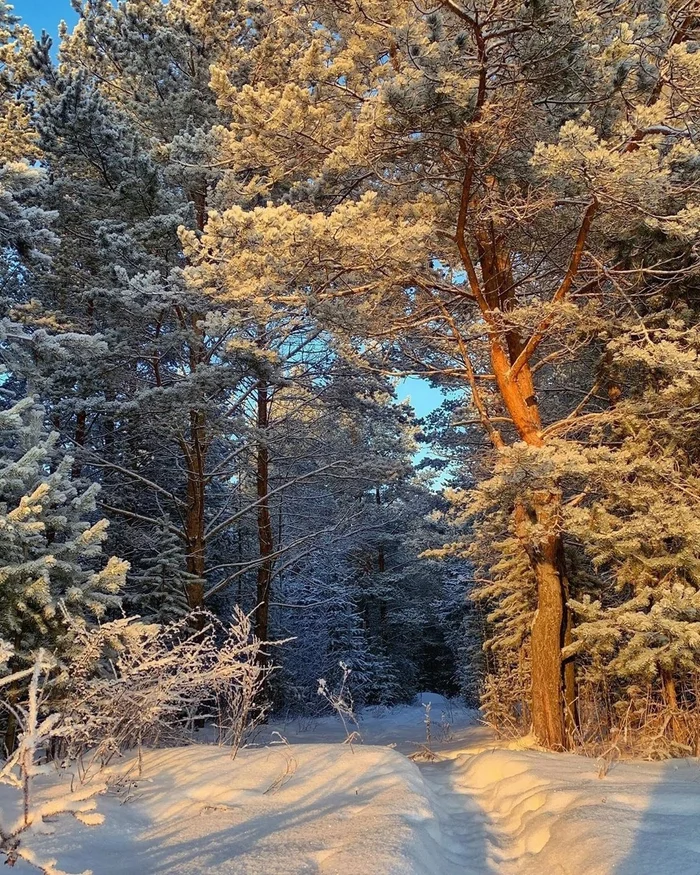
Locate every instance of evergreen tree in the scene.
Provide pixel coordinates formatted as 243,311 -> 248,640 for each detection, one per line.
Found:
7,1 -> 455,710
127,521 -> 193,624
0,397 -> 126,665
194,0 -> 699,747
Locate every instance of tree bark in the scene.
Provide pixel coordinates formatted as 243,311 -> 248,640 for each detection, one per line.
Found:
481,229 -> 572,750
184,408 -> 207,611
376,487 -> 387,643
561,569 -> 579,743
180,186 -> 210,612
514,492 -> 567,749
254,380 -> 274,656
661,668 -> 682,744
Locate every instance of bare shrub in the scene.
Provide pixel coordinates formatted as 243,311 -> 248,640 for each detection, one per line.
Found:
0,650 -> 106,875
0,609 -> 268,870
317,662 -> 362,744
58,607 -> 268,771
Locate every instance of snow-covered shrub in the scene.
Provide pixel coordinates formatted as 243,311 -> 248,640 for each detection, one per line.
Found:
0,609 -> 266,870
57,607 -> 268,769
0,649 -> 106,875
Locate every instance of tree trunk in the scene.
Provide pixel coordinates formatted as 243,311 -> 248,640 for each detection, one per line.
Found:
514,492 -> 567,749
254,380 -> 274,655
489,329 -> 570,747
454,195 -> 583,748
184,408 -> 207,611
4,633 -> 22,754
375,486 -> 386,572
482,230 -> 570,747
561,572 -> 579,743
375,486 -> 387,643
661,668 -> 682,744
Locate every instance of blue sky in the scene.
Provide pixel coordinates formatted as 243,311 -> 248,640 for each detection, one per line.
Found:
12,0 -> 444,424
13,0 -> 78,40
397,377 -> 443,420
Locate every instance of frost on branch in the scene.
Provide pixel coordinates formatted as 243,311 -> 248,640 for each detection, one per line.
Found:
0,650 -> 104,875
0,609 -> 267,872
317,662 -> 362,744
58,607 -> 269,767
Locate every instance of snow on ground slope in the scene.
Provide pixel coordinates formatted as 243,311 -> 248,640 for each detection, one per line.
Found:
3,695 -> 700,874
425,746 -> 700,875
3,744 -> 446,875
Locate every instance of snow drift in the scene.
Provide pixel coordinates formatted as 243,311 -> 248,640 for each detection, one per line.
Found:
3,703 -> 700,875
2,744 -> 444,875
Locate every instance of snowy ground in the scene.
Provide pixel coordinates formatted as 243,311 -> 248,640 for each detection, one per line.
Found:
3,693 -> 700,874
257,690 -> 487,754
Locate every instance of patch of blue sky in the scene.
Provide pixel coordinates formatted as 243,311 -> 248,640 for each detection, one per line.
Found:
13,0 -> 78,41
396,375 -> 443,420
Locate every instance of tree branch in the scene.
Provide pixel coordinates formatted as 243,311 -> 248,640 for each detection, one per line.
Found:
508,199 -> 598,380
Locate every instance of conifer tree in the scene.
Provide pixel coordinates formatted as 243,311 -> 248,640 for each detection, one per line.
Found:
195,0 -> 700,746
0,398 -> 125,665
3,1 -> 456,709
127,520 -> 193,624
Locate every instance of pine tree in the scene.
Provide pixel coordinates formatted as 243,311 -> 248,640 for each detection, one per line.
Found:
193,0 -> 699,746
23,5 -> 265,611
7,1 -> 456,713
0,0 -> 40,163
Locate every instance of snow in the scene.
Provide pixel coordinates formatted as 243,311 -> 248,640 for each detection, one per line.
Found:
256,692 -> 486,755
427,747 -> 700,874
2,745 -> 443,875
3,694 -> 700,874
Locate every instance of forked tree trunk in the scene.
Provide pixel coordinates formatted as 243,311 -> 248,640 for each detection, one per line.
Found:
453,159 -> 591,748
481,231 -> 572,750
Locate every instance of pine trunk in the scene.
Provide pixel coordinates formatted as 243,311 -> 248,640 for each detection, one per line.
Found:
255,380 -> 274,656
514,493 -> 567,749
562,570 -> 579,743
482,229 -> 571,749
661,668 -> 682,744
184,408 -> 207,611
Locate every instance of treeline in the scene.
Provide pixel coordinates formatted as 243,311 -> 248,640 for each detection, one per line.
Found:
2,0 -> 700,754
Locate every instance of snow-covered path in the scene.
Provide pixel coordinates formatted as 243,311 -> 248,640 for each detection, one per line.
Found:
418,759 -> 494,874
4,695 -> 700,874
263,693 -> 700,874
260,692 -> 499,873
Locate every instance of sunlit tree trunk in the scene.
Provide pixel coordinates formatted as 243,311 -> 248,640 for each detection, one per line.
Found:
477,229 -> 573,750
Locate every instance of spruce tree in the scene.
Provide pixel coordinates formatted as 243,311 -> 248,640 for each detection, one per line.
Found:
0,397 -> 125,665
127,521 -> 193,624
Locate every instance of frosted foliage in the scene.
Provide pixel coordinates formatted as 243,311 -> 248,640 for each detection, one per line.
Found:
0,399 -> 125,664
56,607 -> 267,763
0,608 -> 264,872
4,0 -> 699,755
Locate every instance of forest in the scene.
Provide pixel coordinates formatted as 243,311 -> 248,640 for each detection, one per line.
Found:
0,0 -> 699,872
